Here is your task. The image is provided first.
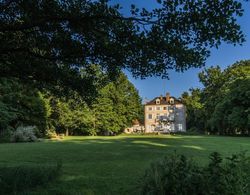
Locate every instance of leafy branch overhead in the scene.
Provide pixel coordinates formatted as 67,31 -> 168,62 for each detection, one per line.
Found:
0,0 -> 246,93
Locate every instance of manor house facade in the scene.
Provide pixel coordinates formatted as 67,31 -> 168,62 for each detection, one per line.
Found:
144,93 -> 186,133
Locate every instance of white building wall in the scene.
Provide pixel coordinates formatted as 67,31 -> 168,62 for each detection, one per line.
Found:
144,103 -> 186,133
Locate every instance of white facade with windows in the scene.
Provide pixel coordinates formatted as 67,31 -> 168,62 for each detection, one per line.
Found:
144,93 -> 186,133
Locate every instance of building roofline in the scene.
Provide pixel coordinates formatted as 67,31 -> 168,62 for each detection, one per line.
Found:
145,96 -> 183,105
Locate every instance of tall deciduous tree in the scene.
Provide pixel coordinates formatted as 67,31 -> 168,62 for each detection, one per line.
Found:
181,88 -> 204,132
46,91 -> 94,136
0,78 -> 48,135
182,60 -> 250,135
0,0 -> 247,97
93,73 -> 142,134
210,78 -> 250,135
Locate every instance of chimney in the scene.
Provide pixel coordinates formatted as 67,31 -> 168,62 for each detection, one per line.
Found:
160,95 -> 163,100
166,92 -> 170,103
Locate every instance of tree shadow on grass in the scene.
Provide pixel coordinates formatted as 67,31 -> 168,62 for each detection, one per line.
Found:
43,136 -> 250,194
2,136 -> 250,195
61,136 -> 206,151
32,136 -> 228,195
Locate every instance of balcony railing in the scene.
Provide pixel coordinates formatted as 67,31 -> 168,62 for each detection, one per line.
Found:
157,114 -> 175,122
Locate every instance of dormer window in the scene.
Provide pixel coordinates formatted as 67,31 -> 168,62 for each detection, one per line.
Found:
156,98 -> 160,104
170,98 -> 174,104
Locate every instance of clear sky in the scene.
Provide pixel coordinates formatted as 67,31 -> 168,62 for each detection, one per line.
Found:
114,0 -> 250,100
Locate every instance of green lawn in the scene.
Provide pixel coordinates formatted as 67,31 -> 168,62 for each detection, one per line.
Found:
0,135 -> 250,194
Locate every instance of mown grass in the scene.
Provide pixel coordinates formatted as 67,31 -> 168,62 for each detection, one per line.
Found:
0,135 -> 249,194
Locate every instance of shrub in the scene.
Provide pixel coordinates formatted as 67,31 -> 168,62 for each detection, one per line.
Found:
141,153 -> 203,195
187,127 -> 204,135
140,152 -> 250,195
206,152 -> 250,195
10,126 -> 38,142
46,131 -> 58,139
0,162 -> 62,194
45,128 -> 58,139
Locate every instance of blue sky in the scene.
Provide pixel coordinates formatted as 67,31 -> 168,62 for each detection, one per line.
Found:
113,1 -> 250,100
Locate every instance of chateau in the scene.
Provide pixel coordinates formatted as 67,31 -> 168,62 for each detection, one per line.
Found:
144,93 -> 186,133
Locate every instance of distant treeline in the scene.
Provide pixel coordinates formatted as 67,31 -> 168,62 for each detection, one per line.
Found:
181,60 -> 250,136
0,65 -> 143,139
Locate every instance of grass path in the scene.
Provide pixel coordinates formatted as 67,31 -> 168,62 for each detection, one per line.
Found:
0,135 -> 249,194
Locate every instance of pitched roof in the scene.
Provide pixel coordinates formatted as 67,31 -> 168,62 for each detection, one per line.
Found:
145,96 -> 182,105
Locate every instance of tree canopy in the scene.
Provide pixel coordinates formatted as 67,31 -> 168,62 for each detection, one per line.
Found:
0,0 -> 247,95
0,70 -> 142,138
182,60 -> 250,135
93,73 -> 142,134
0,78 -> 48,135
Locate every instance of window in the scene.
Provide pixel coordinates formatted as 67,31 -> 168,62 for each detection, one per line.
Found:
148,107 -> 153,111
171,123 -> 175,131
148,114 -> 153,119
156,106 -> 161,111
156,113 -> 160,119
163,106 -> 167,110
170,98 -> 174,104
178,124 -> 183,131
156,98 -> 160,104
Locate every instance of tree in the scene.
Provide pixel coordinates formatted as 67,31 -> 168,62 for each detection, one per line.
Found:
198,66 -> 225,131
0,78 -> 48,135
181,88 -> 204,132
93,73 -> 142,134
93,94 -> 120,135
43,90 -> 94,136
0,66 -> 142,138
0,0 -> 247,96
210,78 -> 250,135
199,60 -> 250,133
182,60 -> 250,135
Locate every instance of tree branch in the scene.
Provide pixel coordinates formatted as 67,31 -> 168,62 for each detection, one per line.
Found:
0,15 -> 159,32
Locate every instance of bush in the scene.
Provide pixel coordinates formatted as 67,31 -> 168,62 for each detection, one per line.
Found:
140,152 -> 250,195
0,162 -> 62,194
10,126 -> 38,142
45,128 -> 58,139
